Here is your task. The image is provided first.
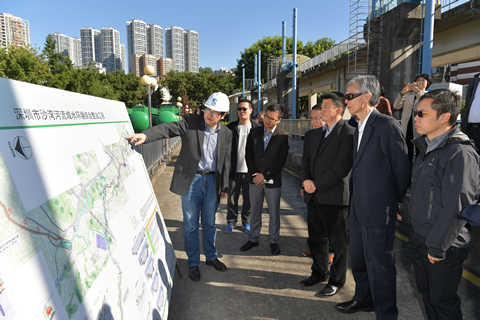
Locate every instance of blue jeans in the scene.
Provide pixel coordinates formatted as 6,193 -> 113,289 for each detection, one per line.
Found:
181,174 -> 219,267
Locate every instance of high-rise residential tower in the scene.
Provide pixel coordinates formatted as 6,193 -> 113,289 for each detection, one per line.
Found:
126,19 -> 147,74
120,43 -> 126,73
48,32 -> 82,67
100,27 -> 122,73
0,13 -> 30,48
147,24 -> 163,58
165,26 -> 185,72
184,30 -> 199,73
80,27 -> 101,65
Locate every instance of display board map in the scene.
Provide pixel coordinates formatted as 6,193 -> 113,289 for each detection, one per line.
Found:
0,78 -> 175,319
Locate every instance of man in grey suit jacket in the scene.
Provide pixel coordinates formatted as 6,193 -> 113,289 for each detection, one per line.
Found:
300,91 -> 354,298
336,76 -> 411,318
126,92 -> 232,282
240,104 -> 289,255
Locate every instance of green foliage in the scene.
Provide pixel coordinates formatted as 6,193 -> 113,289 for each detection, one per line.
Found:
0,45 -> 50,84
150,87 -> 164,108
163,70 -> 235,106
0,37 -> 147,108
235,36 -> 335,87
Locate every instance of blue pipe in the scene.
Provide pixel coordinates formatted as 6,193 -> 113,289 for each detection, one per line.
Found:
282,21 -> 286,68
242,68 -> 245,98
422,0 -> 434,75
292,8 -> 297,119
258,50 -> 262,115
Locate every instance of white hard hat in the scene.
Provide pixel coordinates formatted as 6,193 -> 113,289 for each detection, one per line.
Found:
204,92 -> 229,113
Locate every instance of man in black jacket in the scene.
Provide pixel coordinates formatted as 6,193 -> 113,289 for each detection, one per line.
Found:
300,91 -> 354,297
225,98 -> 258,233
407,89 -> 480,319
240,104 -> 289,255
126,92 -> 232,282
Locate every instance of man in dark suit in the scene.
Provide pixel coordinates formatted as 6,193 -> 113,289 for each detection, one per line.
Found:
336,75 -> 411,319
225,98 -> 259,233
461,72 -> 480,150
126,92 -> 232,282
240,104 -> 289,255
300,91 -> 354,297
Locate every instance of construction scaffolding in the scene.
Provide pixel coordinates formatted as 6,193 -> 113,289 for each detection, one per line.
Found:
347,0 -> 384,78
267,56 -> 282,82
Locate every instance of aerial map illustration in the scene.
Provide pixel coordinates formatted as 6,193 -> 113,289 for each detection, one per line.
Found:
0,77 -> 175,320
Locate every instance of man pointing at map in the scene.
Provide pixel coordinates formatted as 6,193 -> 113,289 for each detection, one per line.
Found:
126,92 -> 232,282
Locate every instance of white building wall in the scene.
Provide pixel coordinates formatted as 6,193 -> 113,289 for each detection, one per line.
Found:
126,19 -> 147,74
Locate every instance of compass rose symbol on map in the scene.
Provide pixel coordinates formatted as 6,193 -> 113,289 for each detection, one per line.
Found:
13,136 -> 32,160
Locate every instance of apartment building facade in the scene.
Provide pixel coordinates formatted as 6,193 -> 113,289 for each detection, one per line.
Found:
0,12 -> 30,48
48,32 -> 82,67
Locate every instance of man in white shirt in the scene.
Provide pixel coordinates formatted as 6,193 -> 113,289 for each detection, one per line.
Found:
225,99 -> 258,233
461,72 -> 480,151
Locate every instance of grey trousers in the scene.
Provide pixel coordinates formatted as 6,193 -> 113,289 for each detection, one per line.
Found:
248,183 -> 282,244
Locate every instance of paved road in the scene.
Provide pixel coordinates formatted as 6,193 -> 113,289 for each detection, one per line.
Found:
152,150 -> 480,320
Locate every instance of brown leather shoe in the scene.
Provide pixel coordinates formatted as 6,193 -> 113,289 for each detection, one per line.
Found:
301,248 -> 311,257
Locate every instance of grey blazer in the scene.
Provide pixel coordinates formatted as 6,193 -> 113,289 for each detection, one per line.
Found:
143,114 -> 232,202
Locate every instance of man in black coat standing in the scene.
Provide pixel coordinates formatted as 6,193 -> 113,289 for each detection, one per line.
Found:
336,75 -> 411,319
300,91 -> 354,297
240,104 -> 289,255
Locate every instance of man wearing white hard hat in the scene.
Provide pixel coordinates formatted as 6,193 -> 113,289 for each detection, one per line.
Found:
126,92 -> 232,282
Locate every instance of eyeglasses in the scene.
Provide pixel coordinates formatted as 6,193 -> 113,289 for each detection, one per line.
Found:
310,116 -> 322,121
237,107 -> 250,112
413,110 -> 439,118
345,92 -> 366,101
204,108 -> 222,117
264,114 -> 280,122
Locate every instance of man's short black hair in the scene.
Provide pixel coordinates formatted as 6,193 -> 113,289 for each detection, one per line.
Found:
416,73 -> 433,89
238,98 -> 253,109
312,103 -> 322,111
320,91 -> 347,116
419,89 -> 461,126
266,103 -> 284,119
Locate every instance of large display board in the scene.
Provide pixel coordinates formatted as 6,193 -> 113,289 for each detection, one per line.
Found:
0,78 -> 175,319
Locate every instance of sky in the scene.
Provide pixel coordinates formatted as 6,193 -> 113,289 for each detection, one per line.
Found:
2,0 -> 352,72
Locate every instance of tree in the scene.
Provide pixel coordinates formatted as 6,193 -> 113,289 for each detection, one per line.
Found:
0,45 -> 50,84
150,87 -> 164,108
163,71 -> 236,106
234,36 -> 335,87
43,35 -> 74,89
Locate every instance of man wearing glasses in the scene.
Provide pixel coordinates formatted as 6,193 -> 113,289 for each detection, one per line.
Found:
225,98 -> 259,234
240,104 -> 289,255
126,92 -> 232,282
336,75 -> 411,318
406,89 -> 479,319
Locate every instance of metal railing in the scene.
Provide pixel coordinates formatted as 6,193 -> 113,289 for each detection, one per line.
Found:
135,136 -> 181,173
300,39 -> 350,73
277,119 -> 312,137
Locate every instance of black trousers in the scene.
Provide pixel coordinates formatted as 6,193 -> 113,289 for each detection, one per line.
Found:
349,207 -> 398,320
307,197 -> 348,287
227,173 -> 251,226
408,231 -> 468,320
465,125 -> 480,154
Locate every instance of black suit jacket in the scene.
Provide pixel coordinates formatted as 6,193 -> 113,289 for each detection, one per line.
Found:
461,72 -> 480,133
226,119 -> 259,178
301,120 -> 354,206
350,109 -> 411,226
143,114 -> 232,202
245,125 -> 289,188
